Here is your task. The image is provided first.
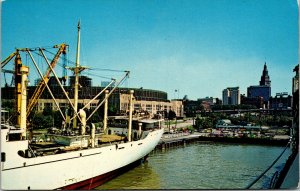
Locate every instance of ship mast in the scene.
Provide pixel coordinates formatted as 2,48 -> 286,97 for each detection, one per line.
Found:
71,20 -> 87,129
73,21 -> 81,129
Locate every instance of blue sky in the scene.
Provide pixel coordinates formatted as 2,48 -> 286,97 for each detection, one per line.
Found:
1,0 -> 298,100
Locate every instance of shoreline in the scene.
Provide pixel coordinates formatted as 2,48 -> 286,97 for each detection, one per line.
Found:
156,134 -> 289,149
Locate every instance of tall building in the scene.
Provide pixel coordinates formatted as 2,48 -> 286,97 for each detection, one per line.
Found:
260,62 -> 271,86
247,63 -> 272,107
222,87 -> 240,105
292,65 -> 299,94
247,85 -> 271,102
69,76 -> 92,87
291,65 -> 299,152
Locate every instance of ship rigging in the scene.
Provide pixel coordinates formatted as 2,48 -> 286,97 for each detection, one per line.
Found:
1,21 -> 163,190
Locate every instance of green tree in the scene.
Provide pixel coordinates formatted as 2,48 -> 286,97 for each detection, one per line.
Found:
53,110 -> 64,127
32,112 -> 53,129
108,105 -> 117,116
195,117 -> 213,129
43,106 -> 53,116
88,108 -> 103,123
168,110 -> 176,120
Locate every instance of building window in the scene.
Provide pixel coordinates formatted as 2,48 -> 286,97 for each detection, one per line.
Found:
45,103 -> 52,109
38,103 -> 43,111
134,104 -> 141,110
90,103 -> 97,109
121,103 -> 128,111
59,103 -> 69,112
146,104 -> 152,112
156,105 -> 161,111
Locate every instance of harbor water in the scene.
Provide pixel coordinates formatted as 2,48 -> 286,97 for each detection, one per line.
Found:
96,142 -> 291,189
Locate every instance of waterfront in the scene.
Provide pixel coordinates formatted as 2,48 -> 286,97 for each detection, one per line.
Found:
96,142 -> 290,189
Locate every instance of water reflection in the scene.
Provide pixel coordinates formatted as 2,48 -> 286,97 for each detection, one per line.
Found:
96,162 -> 160,189
96,142 -> 290,189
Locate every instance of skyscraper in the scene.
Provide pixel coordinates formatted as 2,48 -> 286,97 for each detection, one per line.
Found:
247,85 -> 271,102
247,63 -> 272,107
260,62 -> 271,86
222,87 -> 240,105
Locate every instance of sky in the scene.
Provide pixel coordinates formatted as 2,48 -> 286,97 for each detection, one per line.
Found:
1,0 -> 299,100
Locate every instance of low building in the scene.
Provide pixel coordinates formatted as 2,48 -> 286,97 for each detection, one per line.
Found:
216,119 -> 232,126
197,97 -> 221,111
1,78 -> 184,118
269,92 -> 292,109
183,100 -> 202,116
241,95 -> 264,109
197,97 -> 220,105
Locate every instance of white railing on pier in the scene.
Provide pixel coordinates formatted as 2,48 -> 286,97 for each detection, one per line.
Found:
162,132 -> 190,139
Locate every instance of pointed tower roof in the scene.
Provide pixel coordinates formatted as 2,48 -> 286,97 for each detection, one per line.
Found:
260,62 -> 271,86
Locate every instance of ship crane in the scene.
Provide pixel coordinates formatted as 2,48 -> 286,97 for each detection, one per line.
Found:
1,44 -> 68,123
1,52 -> 17,88
1,51 -> 18,68
2,69 -> 14,87
25,44 -> 68,117
1,50 -> 25,126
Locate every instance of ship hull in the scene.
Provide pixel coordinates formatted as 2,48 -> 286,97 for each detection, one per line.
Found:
62,158 -> 143,190
1,128 -> 163,190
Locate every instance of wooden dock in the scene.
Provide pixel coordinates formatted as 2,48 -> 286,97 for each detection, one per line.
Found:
156,133 -> 201,149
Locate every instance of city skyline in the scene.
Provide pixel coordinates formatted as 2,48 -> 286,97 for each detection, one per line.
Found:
1,0 -> 298,100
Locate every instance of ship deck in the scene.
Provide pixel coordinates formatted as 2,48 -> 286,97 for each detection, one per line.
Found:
29,134 -> 127,156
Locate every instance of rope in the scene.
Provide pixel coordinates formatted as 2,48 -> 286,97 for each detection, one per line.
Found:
87,68 -> 125,72
245,141 -> 290,189
43,49 -> 76,67
269,170 -> 279,188
32,51 -> 67,72
82,71 -> 115,80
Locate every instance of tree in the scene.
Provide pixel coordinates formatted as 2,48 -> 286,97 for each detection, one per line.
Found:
195,117 -> 213,129
108,105 -> 117,116
31,112 -> 53,129
88,108 -> 103,123
43,106 -> 53,116
168,110 -> 176,120
53,111 -> 64,127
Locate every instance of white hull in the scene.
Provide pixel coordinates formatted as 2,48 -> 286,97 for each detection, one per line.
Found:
1,128 -> 163,190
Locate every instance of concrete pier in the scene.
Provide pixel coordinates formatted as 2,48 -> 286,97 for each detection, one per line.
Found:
156,132 -> 289,150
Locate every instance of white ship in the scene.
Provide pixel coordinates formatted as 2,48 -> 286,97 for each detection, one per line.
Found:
1,123 -> 163,190
1,22 -> 164,190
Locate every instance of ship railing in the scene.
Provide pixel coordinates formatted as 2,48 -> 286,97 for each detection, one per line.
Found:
245,140 -> 291,189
